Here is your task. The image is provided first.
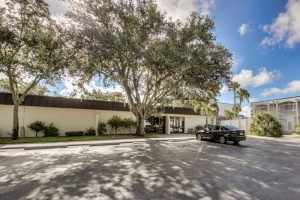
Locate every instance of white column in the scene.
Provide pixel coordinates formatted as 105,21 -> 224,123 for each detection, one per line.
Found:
166,114 -> 170,134
296,100 -> 299,124
252,105 -> 256,117
95,110 -> 99,135
276,103 -> 279,120
267,104 -> 270,113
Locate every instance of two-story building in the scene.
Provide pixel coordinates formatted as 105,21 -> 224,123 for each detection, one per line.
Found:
251,96 -> 300,132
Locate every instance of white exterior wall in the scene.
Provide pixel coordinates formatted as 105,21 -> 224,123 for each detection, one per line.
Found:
0,105 -> 13,137
218,103 -> 233,117
166,114 -> 207,133
252,97 -> 300,132
98,110 -> 136,134
0,104 -> 206,137
278,113 -> 297,132
220,118 -> 252,133
0,105 -> 96,137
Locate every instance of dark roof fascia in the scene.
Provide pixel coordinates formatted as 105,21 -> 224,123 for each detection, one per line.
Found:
0,93 -> 199,115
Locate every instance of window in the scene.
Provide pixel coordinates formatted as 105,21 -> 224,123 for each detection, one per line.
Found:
223,125 -> 239,131
170,117 -> 185,133
146,116 -> 166,134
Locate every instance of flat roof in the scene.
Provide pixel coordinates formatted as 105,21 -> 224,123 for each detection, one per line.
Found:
252,95 -> 300,104
0,93 -> 199,116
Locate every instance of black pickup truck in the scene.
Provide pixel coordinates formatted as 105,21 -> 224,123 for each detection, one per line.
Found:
196,125 -> 246,145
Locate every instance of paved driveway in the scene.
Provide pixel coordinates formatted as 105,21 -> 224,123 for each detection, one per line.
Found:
0,138 -> 299,200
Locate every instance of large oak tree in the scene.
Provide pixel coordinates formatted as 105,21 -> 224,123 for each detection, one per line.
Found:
65,0 -> 232,135
0,0 -> 69,139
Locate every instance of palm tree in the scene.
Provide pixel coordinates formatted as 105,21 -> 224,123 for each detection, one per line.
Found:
192,100 -> 219,126
237,88 -> 250,116
229,81 -> 240,118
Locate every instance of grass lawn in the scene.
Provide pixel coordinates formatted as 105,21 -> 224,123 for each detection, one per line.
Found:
0,134 -> 161,144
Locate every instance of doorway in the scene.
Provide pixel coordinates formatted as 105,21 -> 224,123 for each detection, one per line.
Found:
145,116 -> 166,134
170,117 -> 185,133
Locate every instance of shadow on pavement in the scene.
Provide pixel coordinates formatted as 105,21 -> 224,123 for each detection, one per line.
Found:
0,138 -> 299,200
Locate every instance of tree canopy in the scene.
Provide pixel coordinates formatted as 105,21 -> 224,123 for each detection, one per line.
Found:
0,78 -> 48,95
0,0 -> 70,139
64,0 -> 232,135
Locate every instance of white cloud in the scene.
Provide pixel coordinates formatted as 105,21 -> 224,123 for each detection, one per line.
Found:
1,0 -> 215,22
0,73 -> 6,80
59,76 -> 124,98
157,0 -> 215,21
241,105 -> 251,117
249,98 -> 257,103
197,0 -> 216,16
261,80 -> 300,96
261,0 -> 300,48
46,0 -> 69,17
220,85 -> 228,94
232,55 -> 244,71
238,23 -> 250,36
233,68 -> 280,88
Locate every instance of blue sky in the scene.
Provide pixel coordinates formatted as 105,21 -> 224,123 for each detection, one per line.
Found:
210,0 -> 300,106
30,0 -> 300,111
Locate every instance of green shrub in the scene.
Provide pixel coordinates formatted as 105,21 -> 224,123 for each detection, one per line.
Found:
296,122 -> 300,134
144,126 -> 150,134
28,121 -> 46,138
250,113 -> 282,137
65,131 -> 84,137
122,118 -> 137,134
85,127 -> 96,136
43,123 -> 59,137
194,125 -> 204,132
187,128 -> 194,134
107,116 -> 123,134
97,121 -> 107,135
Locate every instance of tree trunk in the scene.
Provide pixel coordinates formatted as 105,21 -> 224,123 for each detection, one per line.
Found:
12,103 -> 19,140
136,117 -> 145,136
234,90 -> 237,118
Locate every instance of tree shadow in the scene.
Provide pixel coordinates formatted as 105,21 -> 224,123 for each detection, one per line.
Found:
0,139 -> 299,200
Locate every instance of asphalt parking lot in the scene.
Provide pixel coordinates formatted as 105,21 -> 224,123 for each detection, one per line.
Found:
0,137 -> 299,200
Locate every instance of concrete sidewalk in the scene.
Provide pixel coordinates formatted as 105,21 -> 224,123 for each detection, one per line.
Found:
0,135 -> 195,150
247,134 -> 300,143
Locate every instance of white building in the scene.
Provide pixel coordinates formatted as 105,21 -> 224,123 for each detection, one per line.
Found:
251,96 -> 300,132
217,102 -> 234,118
0,93 -> 209,137
0,93 -> 235,137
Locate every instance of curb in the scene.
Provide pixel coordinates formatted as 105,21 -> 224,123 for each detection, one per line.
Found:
247,135 -> 300,143
0,137 -> 195,150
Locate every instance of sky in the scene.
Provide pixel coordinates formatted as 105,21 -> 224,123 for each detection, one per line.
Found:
2,0 -> 300,115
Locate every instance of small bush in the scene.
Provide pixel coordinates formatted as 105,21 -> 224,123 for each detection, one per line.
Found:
296,122 -> 300,134
65,131 -> 84,137
85,127 -> 96,136
97,121 -> 107,135
144,126 -> 150,134
250,113 -> 282,137
122,118 -> 137,134
107,116 -> 123,134
194,125 -> 204,132
44,123 -> 59,137
187,128 -> 194,134
28,121 -> 46,138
